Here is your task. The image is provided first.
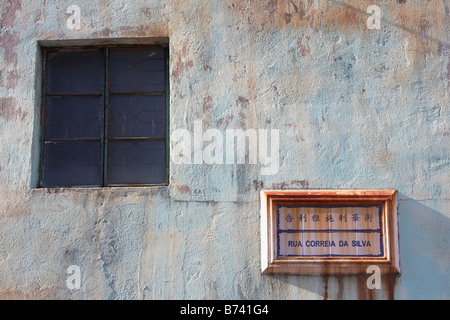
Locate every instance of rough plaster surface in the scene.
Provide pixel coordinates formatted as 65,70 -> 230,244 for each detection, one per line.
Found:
0,0 -> 449,299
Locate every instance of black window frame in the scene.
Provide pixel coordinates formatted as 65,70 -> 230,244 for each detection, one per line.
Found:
39,44 -> 170,188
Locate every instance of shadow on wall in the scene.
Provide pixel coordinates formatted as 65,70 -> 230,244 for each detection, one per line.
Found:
265,193 -> 449,300
396,193 -> 450,299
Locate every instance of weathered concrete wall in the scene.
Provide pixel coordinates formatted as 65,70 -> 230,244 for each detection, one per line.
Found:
0,0 -> 448,299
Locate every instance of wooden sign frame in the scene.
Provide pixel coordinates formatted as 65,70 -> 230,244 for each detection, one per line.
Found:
260,190 -> 400,275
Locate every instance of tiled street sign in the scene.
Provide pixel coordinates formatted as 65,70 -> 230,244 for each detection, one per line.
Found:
261,190 -> 400,275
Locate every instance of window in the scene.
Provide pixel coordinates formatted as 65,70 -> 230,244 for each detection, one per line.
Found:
40,45 -> 169,187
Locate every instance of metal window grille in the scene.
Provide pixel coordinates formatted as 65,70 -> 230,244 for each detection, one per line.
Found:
40,45 -> 169,187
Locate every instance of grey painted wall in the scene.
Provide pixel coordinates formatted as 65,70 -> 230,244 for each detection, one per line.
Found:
0,0 -> 448,299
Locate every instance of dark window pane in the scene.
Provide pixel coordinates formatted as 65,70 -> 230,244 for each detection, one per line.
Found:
43,141 -> 101,187
42,46 -> 168,188
109,95 -> 165,138
45,96 -> 101,140
47,51 -> 102,94
108,141 -> 165,185
110,49 -> 165,93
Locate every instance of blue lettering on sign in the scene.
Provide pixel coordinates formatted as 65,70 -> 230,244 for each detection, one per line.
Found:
288,241 -> 302,247
352,240 -> 371,247
339,240 -> 349,247
304,240 -> 336,247
287,240 -> 373,248
287,240 -> 372,248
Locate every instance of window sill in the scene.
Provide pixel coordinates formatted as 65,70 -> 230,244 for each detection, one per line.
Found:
32,184 -> 170,193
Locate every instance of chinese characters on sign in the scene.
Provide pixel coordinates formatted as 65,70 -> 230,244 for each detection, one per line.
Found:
277,205 -> 383,257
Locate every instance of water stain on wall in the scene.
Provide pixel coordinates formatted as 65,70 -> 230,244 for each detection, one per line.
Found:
0,96 -> 27,121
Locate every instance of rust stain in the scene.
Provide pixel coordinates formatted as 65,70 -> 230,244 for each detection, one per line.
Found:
382,274 -> 398,300
141,7 -> 152,18
356,274 -> 376,300
172,41 -> 194,83
202,96 -> 212,113
354,274 -> 398,300
290,179 -> 309,188
394,2 -> 447,53
0,287 -> 58,300
0,96 -> 27,121
336,276 -> 344,300
297,34 -> 311,57
322,274 -> 329,300
177,185 -> 191,194
266,0 -> 279,17
271,182 -> 288,189
217,114 -> 234,128
89,24 -> 169,39
90,28 -> 114,38
236,96 -> 249,129
203,64 -> 213,72
119,25 -> 155,37
0,31 -> 20,67
236,96 -> 249,108
267,180 -> 309,191
238,111 -> 246,129
228,0 -> 367,31
6,70 -> 19,89
335,2 -> 360,30
1,0 -> 22,29
283,0 -> 307,24
244,179 -> 264,192
418,18 -> 431,47
225,0 -> 448,45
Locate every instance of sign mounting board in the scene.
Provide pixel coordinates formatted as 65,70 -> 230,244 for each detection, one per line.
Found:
261,190 -> 400,275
